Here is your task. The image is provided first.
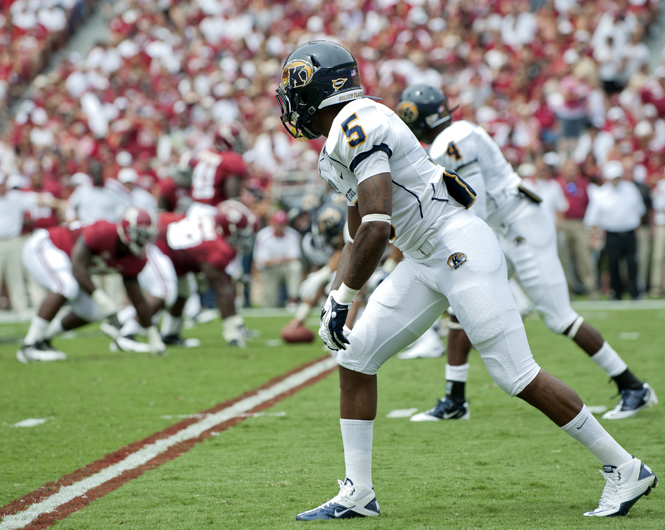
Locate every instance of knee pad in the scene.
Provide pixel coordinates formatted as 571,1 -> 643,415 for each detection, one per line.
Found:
565,315 -> 584,339
448,319 -> 464,330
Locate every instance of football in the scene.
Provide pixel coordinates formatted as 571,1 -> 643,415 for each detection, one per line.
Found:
281,323 -> 315,344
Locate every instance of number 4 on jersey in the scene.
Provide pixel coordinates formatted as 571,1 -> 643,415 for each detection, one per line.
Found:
446,141 -> 462,161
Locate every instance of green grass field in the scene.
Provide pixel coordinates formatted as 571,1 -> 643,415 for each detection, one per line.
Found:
1,307 -> 664,529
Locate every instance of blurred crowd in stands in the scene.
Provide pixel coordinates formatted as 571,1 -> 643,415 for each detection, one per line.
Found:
2,0 -> 665,316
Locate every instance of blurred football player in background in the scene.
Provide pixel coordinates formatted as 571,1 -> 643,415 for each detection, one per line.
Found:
398,85 -> 655,423
18,207 -> 164,362
189,122 -> 248,206
104,200 -> 259,350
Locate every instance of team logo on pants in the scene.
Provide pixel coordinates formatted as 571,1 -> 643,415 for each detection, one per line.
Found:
447,252 -> 467,269
513,236 -> 526,246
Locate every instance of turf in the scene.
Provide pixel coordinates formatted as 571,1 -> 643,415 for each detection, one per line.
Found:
1,308 -> 664,529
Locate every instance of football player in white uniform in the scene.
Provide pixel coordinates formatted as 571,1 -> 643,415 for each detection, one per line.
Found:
276,41 -> 657,521
397,85 -> 656,423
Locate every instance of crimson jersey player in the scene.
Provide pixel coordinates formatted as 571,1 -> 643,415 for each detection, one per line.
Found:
189,123 -> 248,206
19,208 -> 165,362
116,200 -> 259,348
156,212 -> 236,276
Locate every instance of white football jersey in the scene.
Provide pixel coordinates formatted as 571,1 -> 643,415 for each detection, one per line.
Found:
318,98 -> 466,254
429,120 -> 522,226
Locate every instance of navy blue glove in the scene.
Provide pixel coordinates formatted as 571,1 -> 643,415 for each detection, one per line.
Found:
319,291 -> 351,350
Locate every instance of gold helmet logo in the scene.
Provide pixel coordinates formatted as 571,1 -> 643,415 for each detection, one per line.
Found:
397,101 -> 419,124
282,59 -> 314,90
332,79 -> 346,91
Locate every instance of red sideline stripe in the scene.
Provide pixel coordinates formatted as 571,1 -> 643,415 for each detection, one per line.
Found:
1,356 -> 337,529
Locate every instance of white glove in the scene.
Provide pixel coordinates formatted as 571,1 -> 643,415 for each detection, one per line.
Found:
222,315 -> 246,348
147,325 -> 166,355
92,289 -> 119,318
299,266 -> 332,300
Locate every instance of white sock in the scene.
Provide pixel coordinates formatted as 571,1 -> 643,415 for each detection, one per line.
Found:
161,313 -> 183,336
340,419 -> 373,488
590,342 -> 627,378
45,316 -> 64,340
445,363 -> 470,383
24,316 -> 49,345
120,318 -> 142,337
560,405 -> 631,467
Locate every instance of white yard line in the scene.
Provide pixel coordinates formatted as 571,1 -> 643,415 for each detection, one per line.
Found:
0,357 -> 337,530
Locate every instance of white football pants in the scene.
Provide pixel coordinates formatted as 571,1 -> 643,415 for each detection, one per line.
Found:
337,211 -> 540,397
496,201 -> 579,334
22,229 -> 104,321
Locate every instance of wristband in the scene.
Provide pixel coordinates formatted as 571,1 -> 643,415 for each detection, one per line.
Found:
335,282 -> 359,304
361,213 -> 391,224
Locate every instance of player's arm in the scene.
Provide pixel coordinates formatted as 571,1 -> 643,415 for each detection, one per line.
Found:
71,239 -> 97,295
332,173 -> 392,291
200,262 -> 236,319
124,275 -> 166,354
122,277 -> 152,328
320,175 -> 391,350
72,239 -> 122,325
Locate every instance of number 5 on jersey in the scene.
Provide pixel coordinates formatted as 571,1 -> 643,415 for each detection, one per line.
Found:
341,113 -> 367,148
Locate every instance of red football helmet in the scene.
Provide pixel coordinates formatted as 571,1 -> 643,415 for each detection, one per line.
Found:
214,121 -> 247,152
117,207 -> 158,257
215,200 -> 259,254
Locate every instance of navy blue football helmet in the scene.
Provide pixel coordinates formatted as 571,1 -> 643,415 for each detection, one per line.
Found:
276,40 -> 363,140
397,85 -> 453,141
315,203 -> 346,248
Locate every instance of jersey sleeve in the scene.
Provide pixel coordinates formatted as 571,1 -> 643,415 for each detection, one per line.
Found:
332,105 -> 393,184
82,221 -> 115,253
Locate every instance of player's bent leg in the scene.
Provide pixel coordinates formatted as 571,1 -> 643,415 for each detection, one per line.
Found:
501,204 -> 656,419
19,232 -> 76,362
563,319 -> 656,419
518,370 -> 658,516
